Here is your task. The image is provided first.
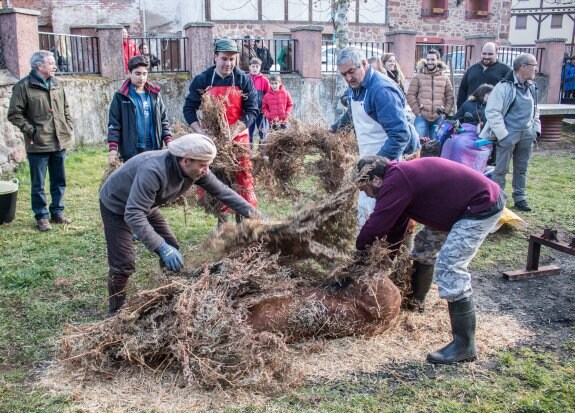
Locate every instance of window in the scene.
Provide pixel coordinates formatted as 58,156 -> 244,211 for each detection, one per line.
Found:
515,15 -> 527,30
551,14 -> 563,29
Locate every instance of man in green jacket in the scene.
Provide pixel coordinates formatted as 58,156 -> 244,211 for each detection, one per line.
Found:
8,50 -> 74,231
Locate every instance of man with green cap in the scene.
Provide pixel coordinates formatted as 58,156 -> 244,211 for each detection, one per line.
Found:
183,38 -> 259,220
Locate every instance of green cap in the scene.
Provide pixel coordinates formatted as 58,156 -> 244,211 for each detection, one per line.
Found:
214,38 -> 240,53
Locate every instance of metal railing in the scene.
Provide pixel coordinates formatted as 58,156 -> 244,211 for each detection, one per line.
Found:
321,41 -> 393,73
498,46 -> 544,73
415,43 -> 473,72
128,36 -> 188,73
0,42 -> 6,70
39,32 -> 100,75
224,38 -> 297,74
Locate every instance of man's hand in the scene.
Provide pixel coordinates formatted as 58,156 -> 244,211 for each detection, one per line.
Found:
229,121 -> 247,138
155,241 -> 184,272
190,121 -> 207,136
248,209 -> 269,222
108,150 -> 119,166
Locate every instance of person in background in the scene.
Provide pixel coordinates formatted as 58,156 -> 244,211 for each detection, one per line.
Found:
247,57 -> 271,147
8,50 -> 74,231
100,134 -> 263,315
407,49 -> 454,141
138,43 -> 161,71
455,83 -> 493,128
277,43 -> 292,72
457,42 -> 511,109
262,73 -> 293,130
240,35 -> 257,71
255,37 -> 274,72
479,54 -> 540,212
107,55 -> 172,165
562,56 -> 575,99
355,156 -> 505,364
382,53 -> 406,94
122,28 -> 140,73
367,56 -> 386,74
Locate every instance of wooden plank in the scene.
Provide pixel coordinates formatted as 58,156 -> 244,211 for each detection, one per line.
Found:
503,265 -> 561,281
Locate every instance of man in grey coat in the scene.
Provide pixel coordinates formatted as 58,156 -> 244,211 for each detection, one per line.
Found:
479,53 -> 540,212
99,134 -> 262,315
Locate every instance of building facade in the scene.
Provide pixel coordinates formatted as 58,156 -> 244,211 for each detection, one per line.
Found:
10,0 -> 510,43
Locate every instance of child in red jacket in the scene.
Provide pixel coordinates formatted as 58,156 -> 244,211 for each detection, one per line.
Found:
262,74 -> 293,130
247,57 -> 271,147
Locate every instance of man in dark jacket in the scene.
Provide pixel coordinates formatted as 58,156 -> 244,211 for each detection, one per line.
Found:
183,38 -> 259,211
8,50 -> 74,231
107,55 -> 172,165
356,156 -> 505,365
457,43 -> 511,109
100,134 -> 263,315
255,37 -> 274,72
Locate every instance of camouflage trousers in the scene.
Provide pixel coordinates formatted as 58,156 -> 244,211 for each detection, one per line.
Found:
409,212 -> 502,302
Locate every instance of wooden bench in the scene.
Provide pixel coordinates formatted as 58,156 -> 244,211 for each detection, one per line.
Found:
538,103 -> 575,142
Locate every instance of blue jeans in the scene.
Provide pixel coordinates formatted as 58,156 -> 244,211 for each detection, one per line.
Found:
414,115 -> 442,140
27,150 -> 67,220
249,113 -> 268,146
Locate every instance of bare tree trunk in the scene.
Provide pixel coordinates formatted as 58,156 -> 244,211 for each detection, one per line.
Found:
333,0 -> 350,50
331,0 -> 351,122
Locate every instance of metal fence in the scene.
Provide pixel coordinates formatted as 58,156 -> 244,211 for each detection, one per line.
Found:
39,32 -> 100,74
128,37 -> 188,73
0,41 -> 5,70
224,38 -> 297,74
415,43 -> 473,73
498,46 -> 544,73
321,41 -> 393,73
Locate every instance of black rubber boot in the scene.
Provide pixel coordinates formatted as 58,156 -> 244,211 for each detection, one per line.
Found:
107,272 -> 129,316
406,262 -> 434,313
427,296 -> 477,364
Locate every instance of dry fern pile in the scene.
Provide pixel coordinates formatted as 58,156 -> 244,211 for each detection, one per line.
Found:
252,120 -> 357,197
59,184 -> 414,391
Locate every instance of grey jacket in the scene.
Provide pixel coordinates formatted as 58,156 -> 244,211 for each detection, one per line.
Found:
100,150 -> 256,252
480,71 -> 541,141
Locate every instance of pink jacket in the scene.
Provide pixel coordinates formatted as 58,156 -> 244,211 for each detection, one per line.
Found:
262,85 -> 293,123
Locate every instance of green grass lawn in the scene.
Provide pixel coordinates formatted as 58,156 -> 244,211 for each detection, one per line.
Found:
0,143 -> 574,412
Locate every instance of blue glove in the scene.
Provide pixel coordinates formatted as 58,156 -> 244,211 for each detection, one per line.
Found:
155,241 -> 184,272
474,139 -> 494,148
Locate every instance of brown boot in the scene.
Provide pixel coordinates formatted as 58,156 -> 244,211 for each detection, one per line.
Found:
107,272 -> 129,316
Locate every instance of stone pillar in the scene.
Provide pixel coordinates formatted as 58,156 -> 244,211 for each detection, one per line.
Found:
0,8 -> 40,79
184,22 -> 215,77
535,38 -> 567,104
290,25 -> 323,79
464,34 -> 496,66
96,25 -> 125,81
386,30 -> 417,81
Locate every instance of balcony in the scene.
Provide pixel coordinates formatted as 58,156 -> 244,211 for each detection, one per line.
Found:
465,10 -> 490,19
421,8 -> 449,18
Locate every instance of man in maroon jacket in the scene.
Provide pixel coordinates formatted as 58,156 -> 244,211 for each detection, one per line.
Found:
356,156 -> 505,364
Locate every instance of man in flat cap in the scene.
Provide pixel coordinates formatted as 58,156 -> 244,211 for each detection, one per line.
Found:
99,133 -> 261,315
183,38 -> 259,221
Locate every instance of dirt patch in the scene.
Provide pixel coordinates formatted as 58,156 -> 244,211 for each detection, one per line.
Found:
473,250 -> 575,355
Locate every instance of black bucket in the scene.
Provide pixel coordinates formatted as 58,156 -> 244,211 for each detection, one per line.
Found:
0,179 -> 19,224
